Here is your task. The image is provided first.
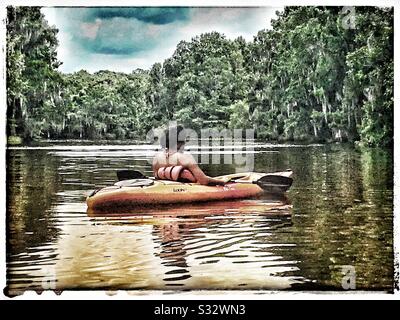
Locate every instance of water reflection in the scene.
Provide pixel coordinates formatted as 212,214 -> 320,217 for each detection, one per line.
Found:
5,143 -> 394,294
150,214 -> 302,290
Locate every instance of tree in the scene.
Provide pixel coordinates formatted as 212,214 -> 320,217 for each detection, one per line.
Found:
6,7 -> 393,147
6,6 -> 62,140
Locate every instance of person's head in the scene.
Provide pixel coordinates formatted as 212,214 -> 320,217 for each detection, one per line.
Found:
162,125 -> 186,151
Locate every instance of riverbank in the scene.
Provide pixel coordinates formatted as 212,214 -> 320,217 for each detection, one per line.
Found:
7,136 -> 393,153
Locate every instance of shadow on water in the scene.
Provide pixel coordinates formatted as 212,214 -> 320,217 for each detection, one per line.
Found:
5,142 -> 394,294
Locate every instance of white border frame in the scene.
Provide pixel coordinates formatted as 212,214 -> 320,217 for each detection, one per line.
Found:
0,0 -> 398,300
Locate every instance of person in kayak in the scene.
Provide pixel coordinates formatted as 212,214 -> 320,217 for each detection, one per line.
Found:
152,125 -> 226,186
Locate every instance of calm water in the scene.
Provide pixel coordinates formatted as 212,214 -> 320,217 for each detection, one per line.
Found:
6,142 -> 394,294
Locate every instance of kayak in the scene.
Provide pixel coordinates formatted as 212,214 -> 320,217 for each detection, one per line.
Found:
87,194 -> 292,217
86,171 -> 293,211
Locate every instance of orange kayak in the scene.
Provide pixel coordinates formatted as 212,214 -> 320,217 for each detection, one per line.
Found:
86,171 -> 293,211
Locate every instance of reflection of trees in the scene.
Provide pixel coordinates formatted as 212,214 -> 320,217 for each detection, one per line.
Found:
267,146 -> 393,290
7,149 -> 60,255
348,148 -> 393,289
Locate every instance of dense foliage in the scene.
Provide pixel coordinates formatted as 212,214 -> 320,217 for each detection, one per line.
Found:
6,6 -> 393,146
6,7 -> 62,140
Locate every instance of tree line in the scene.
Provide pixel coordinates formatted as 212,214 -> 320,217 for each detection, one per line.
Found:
6,6 -> 393,146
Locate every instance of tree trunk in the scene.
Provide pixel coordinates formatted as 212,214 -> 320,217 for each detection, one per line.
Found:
336,129 -> 342,142
9,98 -> 17,136
354,106 -> 358,127
322,98 -> 328,123
347,101 -> 352,129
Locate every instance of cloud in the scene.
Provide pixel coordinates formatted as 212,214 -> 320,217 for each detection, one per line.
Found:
47,8 -> 191,56
41,7 -> 282,73
80,19 -> 102,39
79,17 -> 162,55
180,7 -> 281,42
84,7 -> 191,24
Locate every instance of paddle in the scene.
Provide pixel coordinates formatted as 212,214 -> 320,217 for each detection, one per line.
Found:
117,169 -> 147,181
116,169 -> 292,193
247,174 -> 293,193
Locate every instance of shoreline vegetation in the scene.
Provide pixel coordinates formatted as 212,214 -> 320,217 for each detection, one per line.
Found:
6,7 -> 393,147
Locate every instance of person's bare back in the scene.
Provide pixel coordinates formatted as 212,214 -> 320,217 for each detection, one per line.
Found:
152,126 -> 225,186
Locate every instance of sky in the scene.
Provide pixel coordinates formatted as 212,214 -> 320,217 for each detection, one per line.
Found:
41,7 -> 283,74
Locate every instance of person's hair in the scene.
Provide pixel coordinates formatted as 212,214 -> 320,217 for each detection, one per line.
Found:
161,125 -> 186,149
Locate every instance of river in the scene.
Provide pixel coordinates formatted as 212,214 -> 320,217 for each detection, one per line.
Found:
5,141 -> 394,294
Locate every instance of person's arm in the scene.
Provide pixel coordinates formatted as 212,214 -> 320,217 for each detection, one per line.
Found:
152,156 -> 158,177
180,154 -> 226,186
152,152 -> 167,176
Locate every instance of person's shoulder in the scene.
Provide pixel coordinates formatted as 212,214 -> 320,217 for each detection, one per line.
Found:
153,151 -> 165,165
180,151 -> 194,158
179,152 -> 196,165
154,150 -> 165,157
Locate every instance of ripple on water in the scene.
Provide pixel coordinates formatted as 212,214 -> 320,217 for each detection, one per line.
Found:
6,144 -> 394,293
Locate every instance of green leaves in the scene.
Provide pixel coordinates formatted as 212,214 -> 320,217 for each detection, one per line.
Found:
343,8 -> 393,147
6,7 -> 393,147
249,6 -> 392,146
6,7 -> 62,140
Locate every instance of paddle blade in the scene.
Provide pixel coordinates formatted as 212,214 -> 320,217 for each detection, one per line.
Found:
117,170 -> 147,181
255,174 -> 293,193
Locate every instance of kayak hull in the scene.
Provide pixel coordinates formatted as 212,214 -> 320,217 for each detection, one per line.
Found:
87,194 -> 292,217
86,171 -> 292,211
